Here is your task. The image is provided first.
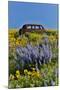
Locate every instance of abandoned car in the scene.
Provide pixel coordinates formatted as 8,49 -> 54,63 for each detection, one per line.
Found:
19,24 -> 46,35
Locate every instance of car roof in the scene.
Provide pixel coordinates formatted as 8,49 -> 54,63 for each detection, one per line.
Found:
23,24 -> 43,26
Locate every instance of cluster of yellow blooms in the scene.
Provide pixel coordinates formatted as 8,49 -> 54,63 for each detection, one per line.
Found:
24,68 -> 41,78
15,70 -> 20,79
9,68 -> 42,80
9,30 -> 28,47
9,30 -> 57,48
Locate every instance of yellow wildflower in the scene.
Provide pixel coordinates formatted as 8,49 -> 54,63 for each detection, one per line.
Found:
31,71 -> 40,78
15,70 -> 20,79
16,70 -> 20,74
31,71 -> 36,77
36,71 -> 40,77
24,69 -> 28,75
16,41 -> 19,46
28,71 -> 31,76
32,68 -> 35,71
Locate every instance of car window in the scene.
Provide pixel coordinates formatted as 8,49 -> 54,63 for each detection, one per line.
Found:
35,26 -> 39,29
32,26 -> 35,29
27,26 -> 31,29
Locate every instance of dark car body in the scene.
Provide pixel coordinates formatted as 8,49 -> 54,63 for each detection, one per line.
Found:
19,24 -> 46,35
